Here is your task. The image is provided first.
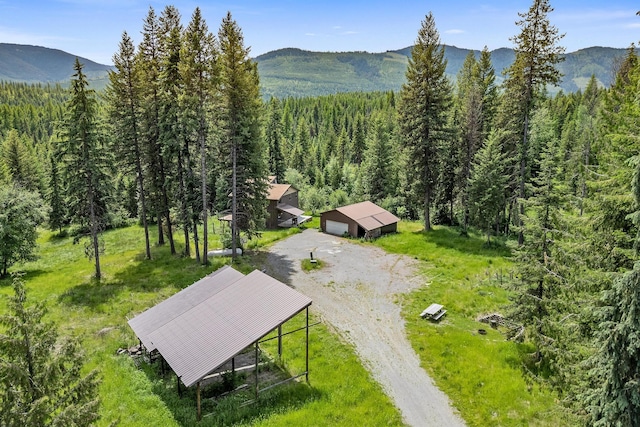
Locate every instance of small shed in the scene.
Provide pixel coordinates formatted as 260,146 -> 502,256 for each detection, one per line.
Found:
320,201 -> 399,239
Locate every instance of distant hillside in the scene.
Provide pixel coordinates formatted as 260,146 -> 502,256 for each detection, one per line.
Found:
256,46 -> 628,98
0,43 -> 112,88
0,43 -> 629,98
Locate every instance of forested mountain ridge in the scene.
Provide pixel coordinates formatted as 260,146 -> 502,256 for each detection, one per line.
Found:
256,45 -> 626,97
0,42 -> 629,97
0,43 -> 112,87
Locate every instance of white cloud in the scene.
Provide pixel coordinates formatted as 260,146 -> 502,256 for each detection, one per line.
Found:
341,31 -> 358,35
305,32 -> 316,37
445,29 -> 465,35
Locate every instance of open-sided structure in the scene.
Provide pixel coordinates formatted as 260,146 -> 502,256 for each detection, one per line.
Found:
128,266 -> 312,419
320,201 -> 399,239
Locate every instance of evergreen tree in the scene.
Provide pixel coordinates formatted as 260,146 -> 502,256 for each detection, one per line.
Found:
138,6 -> 176,254
158,5 -> 190,257
181,6 -> 218,264
351,113 -> 366,165
361,115 -> 395,203
503,0 -> 565,244
217,12 -> 267,258
398,12 -> 452,230
584,263 -> 640,426
2,129 -> 44,193
106,31 -> 152,260
58,59 -> 112,279
468,130 -> 508,243
46,153 -> 66,233
266,97 -> 285,183
0,186 -> 47,277
477,46 -> 498,139
0,275 -> 100,426
576,75 -> 600,216
509,109 -> 567,364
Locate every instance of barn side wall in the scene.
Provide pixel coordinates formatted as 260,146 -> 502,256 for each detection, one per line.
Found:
320,210 -> 357,237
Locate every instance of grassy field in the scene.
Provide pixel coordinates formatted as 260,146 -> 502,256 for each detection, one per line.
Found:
372,222 -> 578,426
0,220 -> 402,426
0,218 -> 576,426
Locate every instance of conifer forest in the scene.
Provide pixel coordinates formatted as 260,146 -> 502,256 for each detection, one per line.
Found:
3,1 -> 640,425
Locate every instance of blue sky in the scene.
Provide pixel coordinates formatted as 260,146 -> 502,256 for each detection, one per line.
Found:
1,0 -> 638,65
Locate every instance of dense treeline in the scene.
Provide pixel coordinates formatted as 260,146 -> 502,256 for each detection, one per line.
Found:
2,0 -> 640,423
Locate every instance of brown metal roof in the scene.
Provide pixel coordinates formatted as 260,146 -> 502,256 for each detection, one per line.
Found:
128,266 -> 244,351
277,203 -> 304,217
332,201 -> 399,230
132,268 -> 312,388
267,183 -> 294,201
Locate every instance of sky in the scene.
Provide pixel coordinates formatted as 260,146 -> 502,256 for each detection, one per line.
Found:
0,0 -> 639,65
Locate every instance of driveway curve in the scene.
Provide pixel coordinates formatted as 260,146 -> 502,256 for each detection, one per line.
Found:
264,229 -> 465,427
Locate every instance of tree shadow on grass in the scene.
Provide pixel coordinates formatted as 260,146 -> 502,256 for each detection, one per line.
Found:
413,227 -> 513,258
139,354 -> 323,426
0,269 -> 49,287
58,244 -> 231,309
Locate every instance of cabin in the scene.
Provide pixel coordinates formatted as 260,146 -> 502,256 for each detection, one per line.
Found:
320,201 -> 399,239
266,180 -> 310,228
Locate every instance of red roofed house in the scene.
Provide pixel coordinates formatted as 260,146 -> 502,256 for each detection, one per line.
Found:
320,201 -> 399,239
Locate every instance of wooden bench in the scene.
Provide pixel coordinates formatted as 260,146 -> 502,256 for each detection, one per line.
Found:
420,303 -> 447,321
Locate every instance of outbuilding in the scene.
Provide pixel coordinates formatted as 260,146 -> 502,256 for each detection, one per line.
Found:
128,266 -> 313,420
320,201 -> 399,239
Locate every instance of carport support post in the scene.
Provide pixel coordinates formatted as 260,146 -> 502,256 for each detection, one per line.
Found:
254,341 -> 259,399
278,325 -> 282,359
196,381 -> 201,421
306,306 -> 309,383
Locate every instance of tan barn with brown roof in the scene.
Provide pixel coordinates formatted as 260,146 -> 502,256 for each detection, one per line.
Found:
320,201 -> 399,239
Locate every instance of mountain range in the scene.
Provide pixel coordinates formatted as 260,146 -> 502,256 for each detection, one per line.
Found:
0,42 -> 629,98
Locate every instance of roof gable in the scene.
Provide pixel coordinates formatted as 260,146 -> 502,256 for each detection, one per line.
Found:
267,183 -> 297,201
332,201 -> 400,229
129,267 -> 312,387
128,266 -> 244,351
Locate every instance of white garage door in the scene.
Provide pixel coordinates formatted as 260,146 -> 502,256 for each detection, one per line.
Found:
325,220 -> 349,236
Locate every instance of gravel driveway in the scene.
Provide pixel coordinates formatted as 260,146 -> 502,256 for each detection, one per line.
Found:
264,229 -> 465,427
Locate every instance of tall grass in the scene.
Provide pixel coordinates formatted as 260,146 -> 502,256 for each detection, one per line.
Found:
372,222 -> 578,426
0,221 -> 402,426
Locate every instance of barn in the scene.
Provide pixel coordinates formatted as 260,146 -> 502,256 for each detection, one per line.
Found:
320,201 -> 399,239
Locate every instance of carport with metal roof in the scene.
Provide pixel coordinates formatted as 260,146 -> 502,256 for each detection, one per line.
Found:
128,266 -> 313,420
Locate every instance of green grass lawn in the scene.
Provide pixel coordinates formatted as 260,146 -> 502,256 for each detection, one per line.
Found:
0,218 -> 577,426
0,220 -> 403,427
372,222 -> 578,426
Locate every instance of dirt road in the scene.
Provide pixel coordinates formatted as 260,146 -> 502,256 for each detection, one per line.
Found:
264,229 -> 465,427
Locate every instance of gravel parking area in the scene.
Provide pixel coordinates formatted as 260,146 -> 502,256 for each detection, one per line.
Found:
263,229 -> 465,427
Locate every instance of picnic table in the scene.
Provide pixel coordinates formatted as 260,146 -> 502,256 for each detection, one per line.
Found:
420,303 -> 447,321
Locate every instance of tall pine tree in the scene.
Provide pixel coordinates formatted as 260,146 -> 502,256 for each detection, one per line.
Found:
180,7 -> 218,264
217,12 -> 267,258
503,0 -> 565,244
398,12 -> 452,230
58,59 -> 112,279
106,31 -> 152,260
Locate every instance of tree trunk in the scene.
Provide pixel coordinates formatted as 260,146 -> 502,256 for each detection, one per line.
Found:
177,148 -> 190,257
159,156 -> 175,255
231,139 -> 238,261
90,196 -> 101,279
201,118 -> 208,265
424,185 -> 432,231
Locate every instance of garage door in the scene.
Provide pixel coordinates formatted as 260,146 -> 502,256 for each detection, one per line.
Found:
325,220 -> 349,236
